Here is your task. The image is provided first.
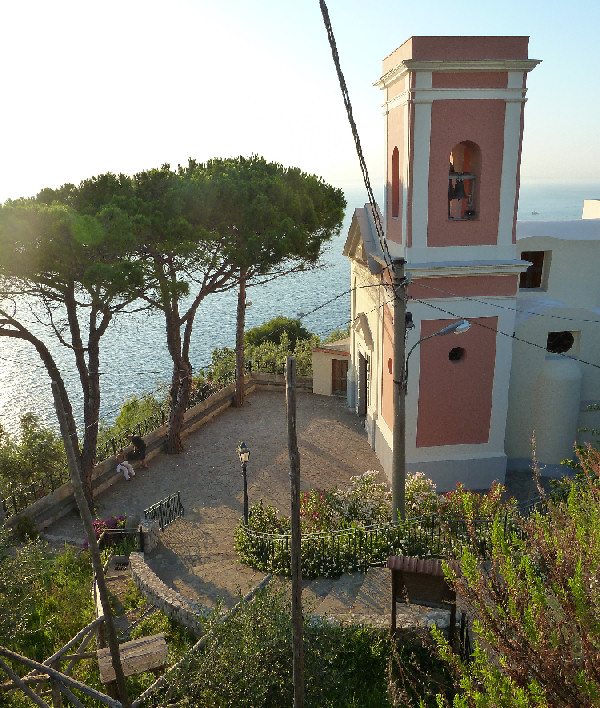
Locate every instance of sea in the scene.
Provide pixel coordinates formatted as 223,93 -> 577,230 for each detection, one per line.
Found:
0,182 -> 598,436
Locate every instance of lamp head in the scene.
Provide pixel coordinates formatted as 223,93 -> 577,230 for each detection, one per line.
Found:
237,441 -> 250,464
454,320 -> 470,334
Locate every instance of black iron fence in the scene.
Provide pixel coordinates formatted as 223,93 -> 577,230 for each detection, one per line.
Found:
144,491 -> 184,531
235,513 -> 513,579
1,469 -> 71,518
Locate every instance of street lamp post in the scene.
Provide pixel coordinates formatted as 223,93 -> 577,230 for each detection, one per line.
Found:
237,441 -> 250,525
404,319 -> 471,386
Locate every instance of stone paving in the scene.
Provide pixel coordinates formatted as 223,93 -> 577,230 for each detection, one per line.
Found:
44,388 -> 546,626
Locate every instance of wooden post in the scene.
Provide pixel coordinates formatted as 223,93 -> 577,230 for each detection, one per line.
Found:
51,659 -> 63,707
51,382 -> 131,708
234,267 -> 247,407
391,258 -> 407,522
286,356 -> 304,708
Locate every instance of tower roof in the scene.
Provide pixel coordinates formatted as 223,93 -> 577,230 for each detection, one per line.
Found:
383,36 -> 530,70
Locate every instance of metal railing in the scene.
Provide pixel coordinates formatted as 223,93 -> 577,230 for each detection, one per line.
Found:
236,513 -> 510,578
144,491 -> 184,531
97,527 -> 142,553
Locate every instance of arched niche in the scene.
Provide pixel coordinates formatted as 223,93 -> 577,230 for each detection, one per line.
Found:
448,141 -> 481,220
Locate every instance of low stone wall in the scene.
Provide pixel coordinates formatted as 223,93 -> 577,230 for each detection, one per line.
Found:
12,374 -> 308,531
129,552 -> 210,638
138,519 -> 161,553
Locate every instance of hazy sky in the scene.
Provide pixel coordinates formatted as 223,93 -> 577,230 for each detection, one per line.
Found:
1,0 -> 598,204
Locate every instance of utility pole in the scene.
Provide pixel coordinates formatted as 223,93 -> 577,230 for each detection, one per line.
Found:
286,356 -> 304,708
391,258 -> 407,522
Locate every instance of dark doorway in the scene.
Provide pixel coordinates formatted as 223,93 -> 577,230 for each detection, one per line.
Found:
358,353 -> 368,416
332,359 -> 349,395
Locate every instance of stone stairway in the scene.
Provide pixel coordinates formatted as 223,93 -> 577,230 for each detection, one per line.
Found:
303,566 -> 454,631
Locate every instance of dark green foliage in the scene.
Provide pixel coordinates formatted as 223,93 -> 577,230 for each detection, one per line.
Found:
0,529 -> 94,660
388,630 -> 456,707
152,583 -> 392,707
244,315 -> 312,348
12,514 -> 38,542
208,330 -> 319,380
97,390 -> 165,452
0,413 -> 67,496
322,324 -> 351,344
429,446 -> 600,707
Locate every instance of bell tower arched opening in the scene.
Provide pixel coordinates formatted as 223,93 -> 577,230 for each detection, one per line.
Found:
448,141 -> 481,221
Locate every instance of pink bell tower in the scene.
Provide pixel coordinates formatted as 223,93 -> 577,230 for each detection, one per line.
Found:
375,37 -> 539,489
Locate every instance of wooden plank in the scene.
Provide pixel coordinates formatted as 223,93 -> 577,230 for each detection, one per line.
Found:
0,646 -> 122,707
97,634 -> 167,684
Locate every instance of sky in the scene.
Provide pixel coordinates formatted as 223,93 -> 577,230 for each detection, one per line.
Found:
1,0 -> 599,205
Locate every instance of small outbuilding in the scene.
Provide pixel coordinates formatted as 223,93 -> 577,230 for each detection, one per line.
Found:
312,338 -> 350,397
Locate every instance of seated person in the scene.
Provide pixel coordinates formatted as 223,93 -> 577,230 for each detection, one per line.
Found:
126,434 -> 148,469
116,449 -> 135,480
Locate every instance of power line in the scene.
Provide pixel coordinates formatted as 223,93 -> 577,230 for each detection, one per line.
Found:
318,0 -> 393,273
412,298 -> 600,371
412,281 -> 600,324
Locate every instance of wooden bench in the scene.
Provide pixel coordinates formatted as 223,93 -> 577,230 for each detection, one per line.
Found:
387,556 -> 458,643
97,633 -> 168,684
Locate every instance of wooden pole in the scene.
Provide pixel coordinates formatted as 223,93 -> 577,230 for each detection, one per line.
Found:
51,382 -> 131,708
391,258 -> 407,522
234,267 -> 247,407
286,356 -> 304,708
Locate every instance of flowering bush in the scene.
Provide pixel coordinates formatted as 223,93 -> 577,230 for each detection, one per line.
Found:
235,471 -> 522,578
300,488 -> 340,533
405,472 -> 440,518
83,514 -> 127,549
331,471 -> 392,526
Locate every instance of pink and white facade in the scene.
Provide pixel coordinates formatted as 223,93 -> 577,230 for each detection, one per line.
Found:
344,36 -> 541,490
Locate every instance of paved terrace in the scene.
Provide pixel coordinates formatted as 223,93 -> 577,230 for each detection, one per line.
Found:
45,389 -> 545,622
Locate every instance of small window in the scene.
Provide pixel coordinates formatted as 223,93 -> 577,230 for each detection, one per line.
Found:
520,251 -> 546,289
449,347 -> 466,362
448,141 -> 480,220
546,331 -> 575,354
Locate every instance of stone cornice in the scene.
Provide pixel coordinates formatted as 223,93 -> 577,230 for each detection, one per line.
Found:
383,87 -> 528,111
374,58 -> 541,90
406,259 -> 530,279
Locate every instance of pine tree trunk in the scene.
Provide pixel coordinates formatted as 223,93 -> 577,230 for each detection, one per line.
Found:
234,268 -> 247,408
51,382 -> 131,708
166,360 -> 192,454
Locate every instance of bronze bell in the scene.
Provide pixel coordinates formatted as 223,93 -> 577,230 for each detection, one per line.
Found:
452,178 -> 467,201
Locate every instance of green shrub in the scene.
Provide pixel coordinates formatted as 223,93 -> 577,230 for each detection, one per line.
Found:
155,583 -> 394,707
0,530 -> 94,660
0,414 -> 67,496
439,480 -> 516,521
322,324 -> 351,344
206,319 -> 321,381
98,390 -> 165,452
13,514 -> 38,542
244,315 -> 312,348
428,445 -> 600,707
